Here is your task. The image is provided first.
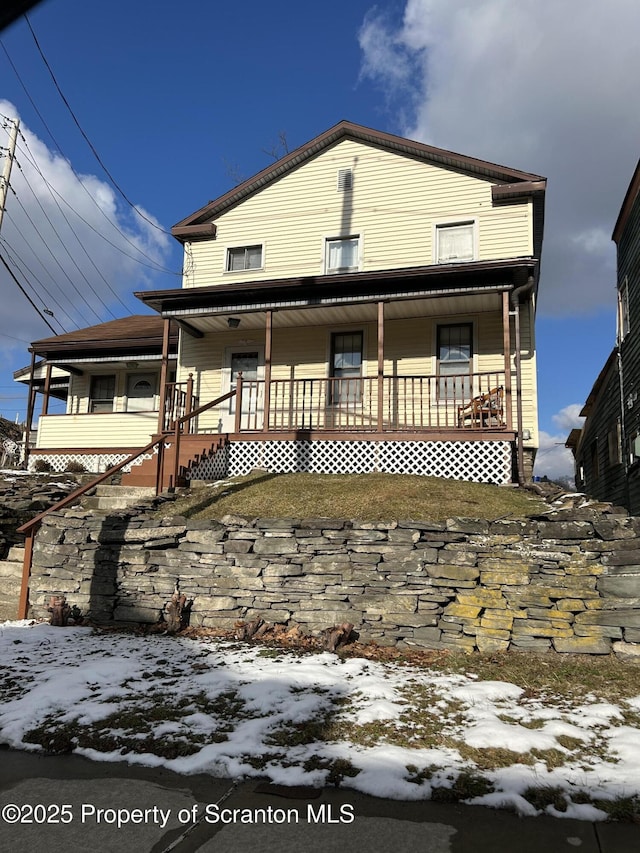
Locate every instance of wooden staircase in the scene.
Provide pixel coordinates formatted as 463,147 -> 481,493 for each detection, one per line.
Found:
121,434 -> 228,489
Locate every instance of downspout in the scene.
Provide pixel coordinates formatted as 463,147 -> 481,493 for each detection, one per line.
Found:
510,275 -> 535,485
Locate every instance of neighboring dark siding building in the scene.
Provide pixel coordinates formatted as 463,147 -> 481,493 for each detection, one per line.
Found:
569,159 -> 640,512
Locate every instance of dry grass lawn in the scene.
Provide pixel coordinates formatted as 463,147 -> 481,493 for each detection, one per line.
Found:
165,472 -> 546,522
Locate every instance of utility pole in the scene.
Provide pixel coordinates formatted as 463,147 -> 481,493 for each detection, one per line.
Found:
0,115 -> 19,232
0,117 -> 30,468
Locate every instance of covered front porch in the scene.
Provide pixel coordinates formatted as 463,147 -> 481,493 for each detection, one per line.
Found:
136,259 -> 537,485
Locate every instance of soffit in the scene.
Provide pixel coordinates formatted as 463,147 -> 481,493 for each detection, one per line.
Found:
176,292 -> 503,334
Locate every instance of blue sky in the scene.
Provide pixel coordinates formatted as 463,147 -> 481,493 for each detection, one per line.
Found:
0,0 -> 637,480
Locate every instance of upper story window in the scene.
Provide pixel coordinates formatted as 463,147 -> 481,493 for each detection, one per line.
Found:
436,221 -> 475,263
618,276 -> 630,342
226,245 -> 263,272
89,375 -> 116,413
326,236 -> 359,274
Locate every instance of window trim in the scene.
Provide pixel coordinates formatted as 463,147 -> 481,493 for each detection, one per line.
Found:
328,329 -> 365,405
89,373 -> 116,414
325,235 -> 361,274
225,243 -> 264,273
618,275 -> 630,342
434,219 -> 477,264
607,420 -> 622,466
125,372 -> 158,413
435,321 -> 474,401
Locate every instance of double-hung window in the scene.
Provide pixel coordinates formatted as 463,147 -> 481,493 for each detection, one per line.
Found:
326,236 -> 359,274
436,222 -> 475,263
330,331 -> 363,404
89,375 -> 116,413
437,324 -> 472,400
226,245 -> 263,272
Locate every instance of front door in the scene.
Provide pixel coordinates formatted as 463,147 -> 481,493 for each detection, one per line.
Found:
221,347 -> 264,431
126,373 -> 157,412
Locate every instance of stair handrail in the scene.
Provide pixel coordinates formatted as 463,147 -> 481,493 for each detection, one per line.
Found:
169,387 -> 237,489
15,386 -> 239,620
15,433 -> 169,619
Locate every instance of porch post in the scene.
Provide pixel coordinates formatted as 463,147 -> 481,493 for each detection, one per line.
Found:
24,349 -> 37,469
234,372 -> 243,434
40,362 -> 52,417
377,301 -> 385,432
502,291 -> 513,430
264,310 -> 272,432
157,318 -> 171,434
185,373 -> 194,420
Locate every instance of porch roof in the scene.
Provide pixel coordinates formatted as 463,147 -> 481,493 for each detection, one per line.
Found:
136,258 -> 538,331
24,316 -> 180,361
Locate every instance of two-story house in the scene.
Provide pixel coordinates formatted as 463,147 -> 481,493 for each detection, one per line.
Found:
18,121 -> 546,488
568,157 -> 640,511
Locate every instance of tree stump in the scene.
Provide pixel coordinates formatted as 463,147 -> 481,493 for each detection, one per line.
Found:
235,617 -> 264,641
320,622 -> 354,652
48,596 -> 71,627
165,591 -> 190,632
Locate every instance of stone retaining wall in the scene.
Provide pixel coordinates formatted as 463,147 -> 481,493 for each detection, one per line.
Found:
27,503 -> 640,654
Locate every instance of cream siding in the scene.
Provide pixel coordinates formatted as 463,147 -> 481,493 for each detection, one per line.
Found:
36,412 -> 158,448
178,309 -> 526,433
184,139 -> 533,289
66,369 -> 161,415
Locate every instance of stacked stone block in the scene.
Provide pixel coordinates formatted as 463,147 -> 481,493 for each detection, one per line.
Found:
27,502 -> 640,654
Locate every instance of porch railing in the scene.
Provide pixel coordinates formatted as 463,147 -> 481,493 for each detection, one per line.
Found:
236,371 -> 507,432
163,374 -> 199,432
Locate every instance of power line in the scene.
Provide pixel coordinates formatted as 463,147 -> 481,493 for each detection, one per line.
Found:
7,186 -> 105,323
0,332 -> 31,344
15,136 -> 133,313
24,13 -> 171,239
0,44 -> 180,276
0,250 -> 60,334
14,133 -> 173,278
12,155 -> 120,320
0,233 -> 75,327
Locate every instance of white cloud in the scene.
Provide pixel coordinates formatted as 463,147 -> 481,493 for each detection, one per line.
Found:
359,0 -> 640,316
571,228 -> 611,256
0,100 -> 174,354
533,404 -> 584,483
534,430 -> 576,483
551,404 -> 584,432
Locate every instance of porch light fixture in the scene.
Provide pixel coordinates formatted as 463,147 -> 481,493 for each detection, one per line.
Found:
227,317 -> 241,329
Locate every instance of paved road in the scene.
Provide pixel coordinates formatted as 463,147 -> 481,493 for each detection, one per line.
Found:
0,749 -> 637,852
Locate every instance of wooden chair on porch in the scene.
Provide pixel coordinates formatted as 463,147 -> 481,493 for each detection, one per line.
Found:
457,386 -> 504,428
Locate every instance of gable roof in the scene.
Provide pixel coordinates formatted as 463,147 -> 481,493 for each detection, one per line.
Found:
172,120 -> 546,242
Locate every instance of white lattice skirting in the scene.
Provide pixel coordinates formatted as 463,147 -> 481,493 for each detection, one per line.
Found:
28,452 -> 153,474
187,444 -> 229,482
189,439 -> 512,484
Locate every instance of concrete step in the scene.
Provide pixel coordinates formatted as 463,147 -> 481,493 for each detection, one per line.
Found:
0,561 -> 22,578
83,485 -> 156,511
0,560 -> 22,622
8,546 -> 25,562
94,485 -> 155,498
